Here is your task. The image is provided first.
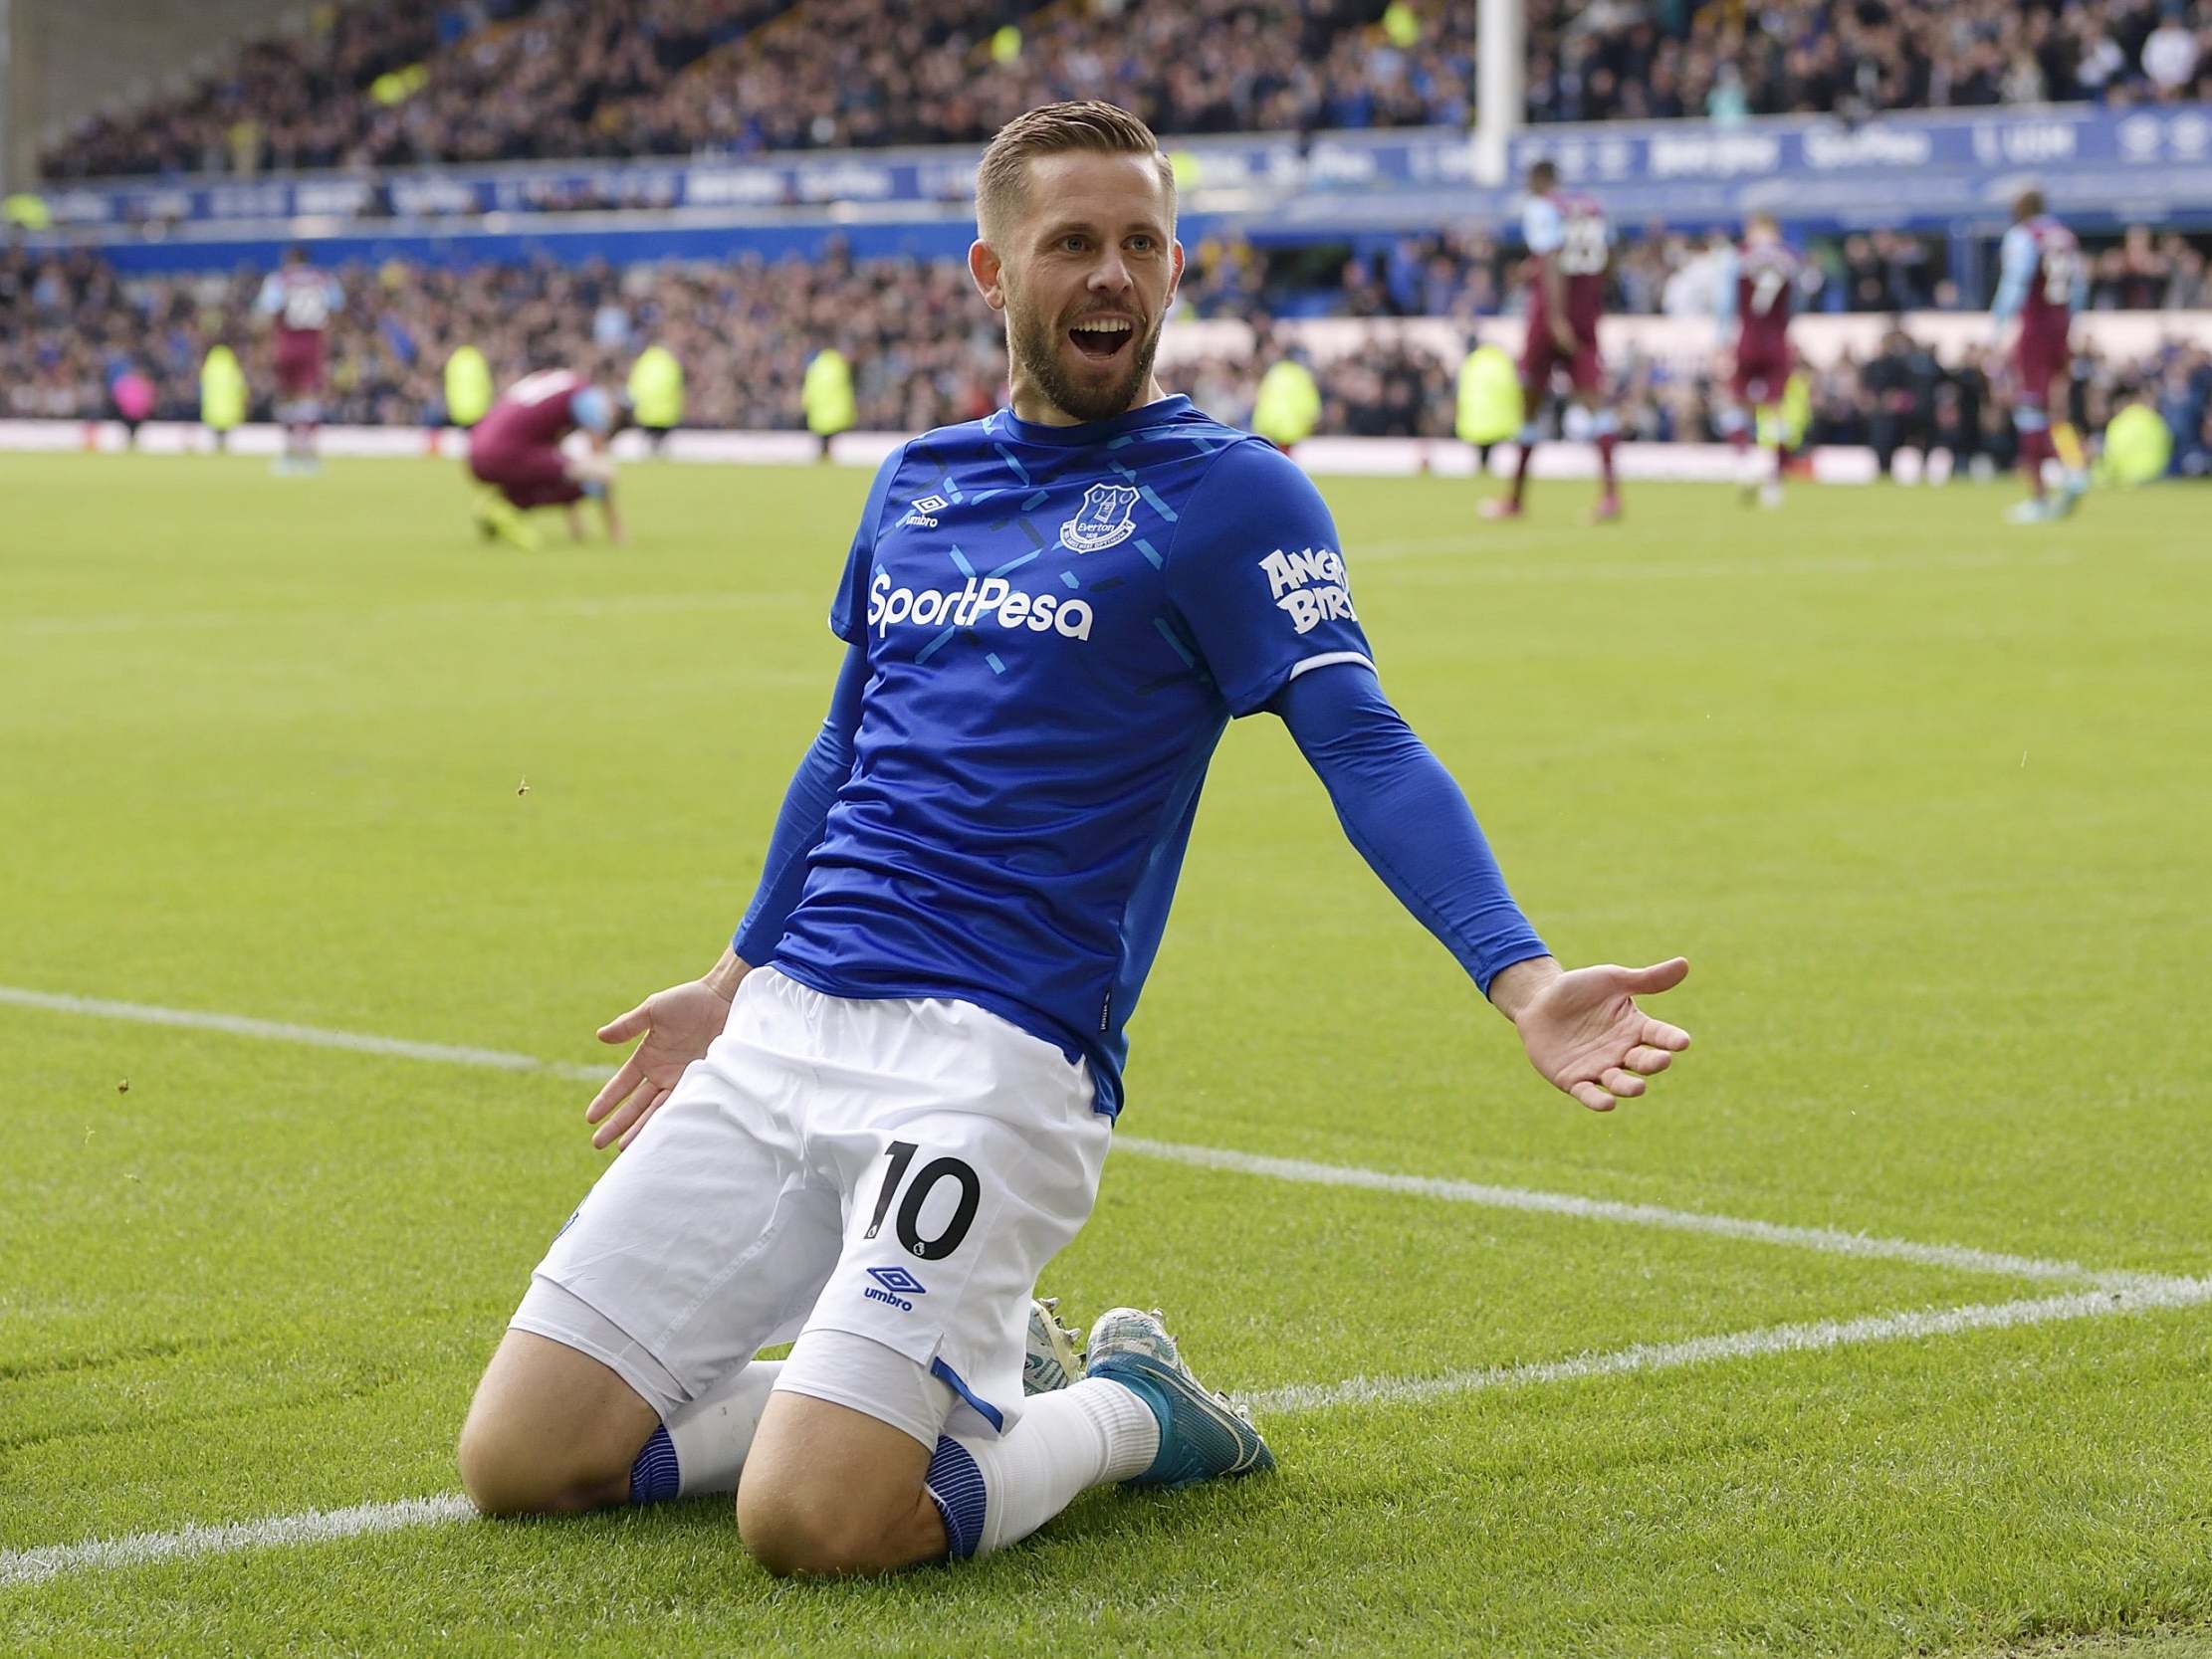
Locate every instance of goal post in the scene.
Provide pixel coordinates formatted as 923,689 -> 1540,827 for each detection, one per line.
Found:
1472,0 -> 1523,188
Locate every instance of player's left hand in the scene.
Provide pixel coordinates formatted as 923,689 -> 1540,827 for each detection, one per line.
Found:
1505,957 -> 1691,1113
583,975 -> 735,1150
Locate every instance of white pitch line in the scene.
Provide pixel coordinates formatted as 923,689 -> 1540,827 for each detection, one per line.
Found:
0,1495 -> 476,1590
1111,1137 -> 2145,1289
0,987 -> 603,1082
1236,1273 -> 2212,1415
0,983 -> 2144,1288
7,1275 -> 2208,1590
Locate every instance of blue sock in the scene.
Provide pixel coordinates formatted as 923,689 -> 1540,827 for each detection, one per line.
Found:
923,1436 -> 989,1558
628,1423 -> 680,1505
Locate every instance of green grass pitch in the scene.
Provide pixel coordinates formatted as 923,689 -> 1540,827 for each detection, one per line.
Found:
2,452 -> 2209,1658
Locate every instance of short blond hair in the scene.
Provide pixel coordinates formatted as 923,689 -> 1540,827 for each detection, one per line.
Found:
976,101 -> 1176,242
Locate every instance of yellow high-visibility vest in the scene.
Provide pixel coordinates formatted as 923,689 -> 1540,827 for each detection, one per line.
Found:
627,345 -> 685,429
200,345 -> 249,431
444,345 -> 494,427
803,348 -> 857,438
1455,345 -> 1523,444
1251,359 -> 1321,447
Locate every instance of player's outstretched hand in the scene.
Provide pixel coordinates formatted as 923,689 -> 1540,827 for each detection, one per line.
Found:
1506,957 -> 1691,1113
583,977 -> 735,1150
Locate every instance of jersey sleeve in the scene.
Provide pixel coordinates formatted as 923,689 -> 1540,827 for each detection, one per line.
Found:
1521,196 -> 1565,255
568,386 -> 614,435
1164,440 -> 1374,718
254,275 -> 284,315
828,443 -> 910,644
1992,225 -> 2037,319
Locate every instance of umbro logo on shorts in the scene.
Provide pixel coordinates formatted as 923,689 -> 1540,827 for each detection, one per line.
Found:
864,1265 -> 928,1311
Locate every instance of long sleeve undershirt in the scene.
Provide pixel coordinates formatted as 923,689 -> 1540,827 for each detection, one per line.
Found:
731,641 -> 867,966
1270,660 -> 1549,996
732,652 -> 1548,998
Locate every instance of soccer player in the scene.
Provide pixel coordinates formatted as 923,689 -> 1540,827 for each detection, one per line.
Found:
1484,158 -> 1621,523
1715,213 -> 1808,509
254,247 -> 342,475
1991,188 -> 2089,523
455,102 -> 1691,1577
465,368 -> 626,549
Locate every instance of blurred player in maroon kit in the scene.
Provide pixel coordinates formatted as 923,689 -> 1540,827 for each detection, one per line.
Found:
1715,213 -> 1812,508
1483,159 -> 1621,523
467,367 -> 627,550
1991,188 -> 2089,523
255,247 -> 342,474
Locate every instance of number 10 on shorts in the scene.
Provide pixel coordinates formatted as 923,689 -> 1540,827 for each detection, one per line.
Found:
862,1141 -> 981,1262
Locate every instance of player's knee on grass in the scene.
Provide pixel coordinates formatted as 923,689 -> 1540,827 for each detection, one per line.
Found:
736,1391 -> 942,1577
457,1330 -> 658,1516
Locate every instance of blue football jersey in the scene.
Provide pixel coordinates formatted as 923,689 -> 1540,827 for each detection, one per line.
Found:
768,395 -> 1373,1117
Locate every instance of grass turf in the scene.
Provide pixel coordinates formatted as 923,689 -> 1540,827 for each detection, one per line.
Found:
2,453 -> 2207,1656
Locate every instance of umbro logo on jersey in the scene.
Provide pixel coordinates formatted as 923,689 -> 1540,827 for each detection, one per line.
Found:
899,494 -> 949,529
1259,546 -> 1357,636
864,1265 -> 929,1311
868,569 -> 1095,642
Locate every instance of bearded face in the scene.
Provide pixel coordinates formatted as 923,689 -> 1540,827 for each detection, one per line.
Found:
1003,273 -> 1166,425
975,149 -> 1183,426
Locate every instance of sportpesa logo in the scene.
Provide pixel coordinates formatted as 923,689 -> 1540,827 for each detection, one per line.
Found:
868,570 -> 1095,641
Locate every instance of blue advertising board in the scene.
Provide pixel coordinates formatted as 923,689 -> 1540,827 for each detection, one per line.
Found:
37,103 -> 2212,267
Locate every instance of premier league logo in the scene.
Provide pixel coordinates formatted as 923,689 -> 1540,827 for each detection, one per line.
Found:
1058,483 -> 1141,553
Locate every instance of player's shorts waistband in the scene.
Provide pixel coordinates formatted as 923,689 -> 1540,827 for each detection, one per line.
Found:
749,962 -> 1109,1117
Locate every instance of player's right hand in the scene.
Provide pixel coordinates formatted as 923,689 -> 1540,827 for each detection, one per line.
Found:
1551,319 -> 1578,353
583,977 -> 736,1150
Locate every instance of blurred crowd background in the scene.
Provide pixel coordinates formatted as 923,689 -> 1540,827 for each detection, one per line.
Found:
36,0 -> 2212,180
9,0 -> 2212,477
8,236 -> 2211,473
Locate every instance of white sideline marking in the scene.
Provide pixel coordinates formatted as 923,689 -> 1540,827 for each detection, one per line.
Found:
0,1495 -> 476,1589
0,987 -> 603,1082
1236,1273 -> 2212,1415
0,984 -> 2141,1288
6,1276 -> 2207,1589
1112,1137 -> 2143,1289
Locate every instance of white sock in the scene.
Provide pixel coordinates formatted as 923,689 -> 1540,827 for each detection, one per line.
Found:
628,1359 -> 784,1502
923,1377 -> 1160,1558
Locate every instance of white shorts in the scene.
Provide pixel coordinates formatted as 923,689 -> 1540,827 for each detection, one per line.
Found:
511,966 -> 1107,1441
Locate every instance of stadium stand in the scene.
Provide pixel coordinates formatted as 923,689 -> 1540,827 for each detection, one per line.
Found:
39,0 -> 2212,179
1529,0 -> 2212,123
6,242 -> 2207,472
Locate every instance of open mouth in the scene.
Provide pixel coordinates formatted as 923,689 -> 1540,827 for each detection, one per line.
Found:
1068,315 -> 1136,361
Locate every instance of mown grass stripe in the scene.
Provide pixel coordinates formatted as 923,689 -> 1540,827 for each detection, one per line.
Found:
7,1277 -> 2207,1589
1112,1137 -> 2144,1289
0,985 -> 2137,1287
1236,1274 -> 2212,1415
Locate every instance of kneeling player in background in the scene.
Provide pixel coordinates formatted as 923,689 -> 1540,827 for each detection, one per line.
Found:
467,368 -> 627,549
1991,189 -> 2089,524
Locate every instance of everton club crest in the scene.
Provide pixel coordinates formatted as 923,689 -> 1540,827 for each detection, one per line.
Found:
1058,483 -> 1141,553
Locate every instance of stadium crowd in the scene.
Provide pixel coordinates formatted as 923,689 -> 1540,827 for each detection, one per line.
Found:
5,239 -> 2208,473
1298,223 -> 2212,322
41,0 -> 2212,179
1532,0 -> 2212,124
42,0 -> 1474,178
